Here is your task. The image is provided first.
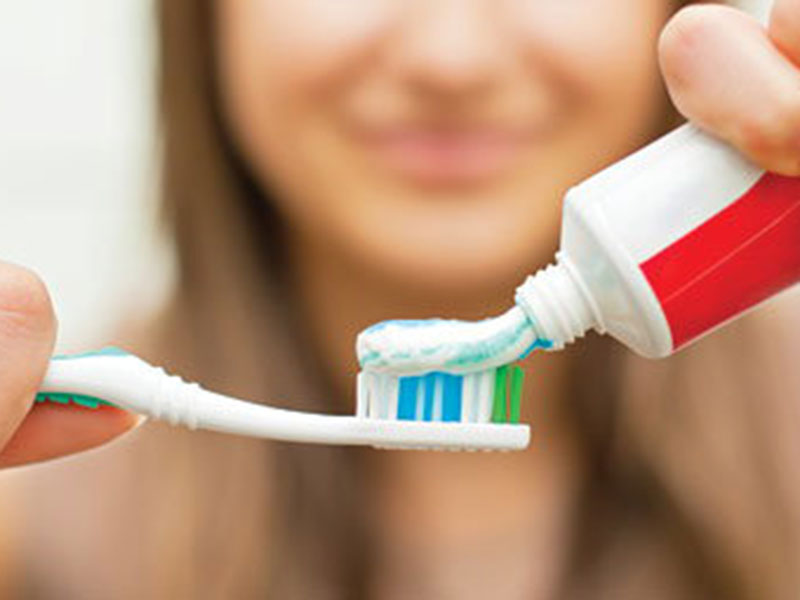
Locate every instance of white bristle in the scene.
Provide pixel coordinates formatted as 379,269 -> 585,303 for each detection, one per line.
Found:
415,382 -> 424,421
356,372 -> 368,418
432,376 -> 443,421
367,373 -> 379,419
353,367 -> 529,451
384,376 -> 399,420
462,374 -> 478,423
477,370 -> 494,422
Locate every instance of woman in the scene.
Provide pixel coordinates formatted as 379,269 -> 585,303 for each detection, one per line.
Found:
0,0 -> 799,598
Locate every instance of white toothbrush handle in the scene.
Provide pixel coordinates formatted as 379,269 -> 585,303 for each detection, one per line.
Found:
41,353 -> 357,442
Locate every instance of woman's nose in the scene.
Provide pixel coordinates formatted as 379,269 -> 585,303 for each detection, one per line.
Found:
389,0 -> 508,98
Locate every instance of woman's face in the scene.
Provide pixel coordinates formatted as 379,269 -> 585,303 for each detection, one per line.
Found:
216,0 -> 670,295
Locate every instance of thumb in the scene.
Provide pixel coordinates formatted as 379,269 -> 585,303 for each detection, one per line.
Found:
0,261 -> 139,468
0,261 -> 57,449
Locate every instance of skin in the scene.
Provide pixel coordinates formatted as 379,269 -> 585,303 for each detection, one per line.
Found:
216,0 -> 668,297
0,261 -> 137,467
0,0 -> 795,541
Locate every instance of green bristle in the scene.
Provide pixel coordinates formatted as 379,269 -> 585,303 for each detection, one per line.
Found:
72,395 -> 100,408
509,366 -> 524,424
34,393 -> 114,409
46,393 -> 70,405
491,365 -> 508,423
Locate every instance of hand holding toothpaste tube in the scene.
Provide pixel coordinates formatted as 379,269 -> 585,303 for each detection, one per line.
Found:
660,0 -> 800,177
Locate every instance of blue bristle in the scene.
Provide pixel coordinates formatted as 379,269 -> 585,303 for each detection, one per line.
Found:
394,372 -> 465,422
423,373 -> 437,421
397,376 -> 419,420
441,374 -> 463,422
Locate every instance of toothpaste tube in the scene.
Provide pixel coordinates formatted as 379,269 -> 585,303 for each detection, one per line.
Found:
516,123 -> 800,357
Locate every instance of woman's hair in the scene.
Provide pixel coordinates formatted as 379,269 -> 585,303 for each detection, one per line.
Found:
155,0 -> 371,596
147,0 -> 800,598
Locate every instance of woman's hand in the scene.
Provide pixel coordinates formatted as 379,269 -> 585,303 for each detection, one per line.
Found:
0,261 -> 138,468
660,0 -> 800,176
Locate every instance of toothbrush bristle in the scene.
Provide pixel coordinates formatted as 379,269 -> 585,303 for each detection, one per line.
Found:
34,392 -> 114,409
360,365 -> 525,425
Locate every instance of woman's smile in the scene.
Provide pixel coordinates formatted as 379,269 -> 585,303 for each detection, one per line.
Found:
355,125 -> 536,187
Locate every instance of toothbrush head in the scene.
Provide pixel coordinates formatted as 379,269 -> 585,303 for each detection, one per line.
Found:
356,364 -> 529,451
353,306 -> 548,450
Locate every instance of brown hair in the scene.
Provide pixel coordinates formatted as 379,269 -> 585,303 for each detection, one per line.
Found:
14,1 -> 797,598
155,0 -> 371,596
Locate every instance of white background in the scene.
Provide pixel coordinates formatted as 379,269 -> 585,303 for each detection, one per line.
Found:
0,0 -> 167,351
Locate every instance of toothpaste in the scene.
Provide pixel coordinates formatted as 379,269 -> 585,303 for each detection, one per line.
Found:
357,306 -> 552,375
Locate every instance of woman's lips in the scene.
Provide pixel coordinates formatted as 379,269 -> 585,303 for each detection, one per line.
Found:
359,128 -> 530,185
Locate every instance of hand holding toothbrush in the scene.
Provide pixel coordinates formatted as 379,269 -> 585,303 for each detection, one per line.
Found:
0,261 -> 138,468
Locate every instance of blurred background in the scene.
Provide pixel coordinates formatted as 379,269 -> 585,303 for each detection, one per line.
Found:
0,0 -> 167,352
0,2 -> 798,599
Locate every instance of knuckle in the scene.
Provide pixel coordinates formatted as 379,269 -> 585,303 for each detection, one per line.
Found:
736,99 -> 800,173
737,111 -> 782,156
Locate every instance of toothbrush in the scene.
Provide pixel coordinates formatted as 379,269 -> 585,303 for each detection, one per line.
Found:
35,347 -> 532,451
356,308 -> 552,448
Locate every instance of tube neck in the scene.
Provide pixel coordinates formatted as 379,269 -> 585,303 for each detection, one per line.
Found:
514,254 -> 599,350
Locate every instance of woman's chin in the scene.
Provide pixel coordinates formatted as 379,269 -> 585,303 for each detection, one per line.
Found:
315,173 -> 563,301
348,227 -> 557,303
